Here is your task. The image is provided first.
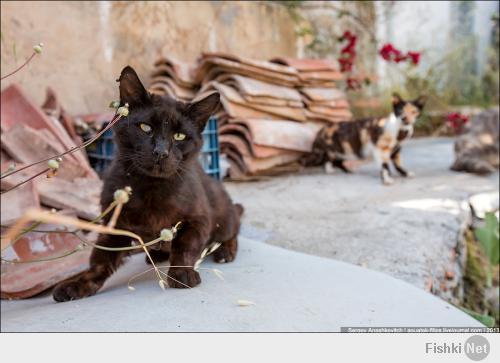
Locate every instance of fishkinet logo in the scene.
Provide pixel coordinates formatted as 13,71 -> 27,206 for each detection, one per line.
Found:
425,335 -> 490,361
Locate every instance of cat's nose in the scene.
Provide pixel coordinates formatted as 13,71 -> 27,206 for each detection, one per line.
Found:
153,148 -> 169,160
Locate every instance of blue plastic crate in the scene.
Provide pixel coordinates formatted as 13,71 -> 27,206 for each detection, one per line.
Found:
86,116 -> 220,179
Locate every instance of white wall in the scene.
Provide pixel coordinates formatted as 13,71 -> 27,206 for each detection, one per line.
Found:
375,0 -> 498,89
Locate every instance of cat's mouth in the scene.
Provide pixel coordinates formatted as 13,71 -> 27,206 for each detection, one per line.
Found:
132,159 -> 179,178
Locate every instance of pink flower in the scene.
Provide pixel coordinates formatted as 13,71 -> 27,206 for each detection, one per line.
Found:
379,44 -> 421,66
407,51 -> 421,65
446,112 -> 469,133
339,57 -> 353,72
346,77 -> 361,91
379,43 -> 397,61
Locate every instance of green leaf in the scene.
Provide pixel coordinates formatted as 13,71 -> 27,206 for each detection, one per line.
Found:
474,212 -> 500,266
461,307 -> 496,327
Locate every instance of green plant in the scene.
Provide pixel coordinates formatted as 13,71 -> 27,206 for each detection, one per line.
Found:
474,212 -> 500,287
460,307 -> 496,327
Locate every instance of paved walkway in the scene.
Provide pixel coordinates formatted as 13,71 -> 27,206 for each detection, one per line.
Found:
1,137 -> 494,331
226,137 -> 499,294
1,237 -> 481,332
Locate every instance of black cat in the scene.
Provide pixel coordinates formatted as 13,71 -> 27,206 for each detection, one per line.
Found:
53,66 -> 243,302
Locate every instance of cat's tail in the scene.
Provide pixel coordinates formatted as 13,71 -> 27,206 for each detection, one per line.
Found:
234,203 -> 244,216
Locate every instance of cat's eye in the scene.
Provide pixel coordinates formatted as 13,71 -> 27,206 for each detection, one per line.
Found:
173,133 -> 186,141
139,123 -> 152,133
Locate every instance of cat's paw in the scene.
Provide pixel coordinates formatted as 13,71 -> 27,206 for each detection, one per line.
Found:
213,239 -> 237,263
406,171 -> 415,178
382,176 -> 394,185
324,162 -> 335,174
53,278 -> 99,302
167,267 -> 201,288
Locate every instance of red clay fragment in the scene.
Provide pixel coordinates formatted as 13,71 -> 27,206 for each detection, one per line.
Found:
0,180 -> 40,226
0,84 -> 95,177
0,226 -> 91,299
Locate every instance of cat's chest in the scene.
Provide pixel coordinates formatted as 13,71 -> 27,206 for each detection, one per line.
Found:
397,126 -> 413,142
376,114 -> 413,148
117,187 -> 188,238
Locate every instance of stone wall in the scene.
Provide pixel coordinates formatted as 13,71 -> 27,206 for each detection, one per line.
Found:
1,1 -> 298,113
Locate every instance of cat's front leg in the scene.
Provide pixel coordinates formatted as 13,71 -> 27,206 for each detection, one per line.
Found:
390,145 -> 414,177
53,235 -> 129,302
167,221 -> 209,288
373,147 -> 394,185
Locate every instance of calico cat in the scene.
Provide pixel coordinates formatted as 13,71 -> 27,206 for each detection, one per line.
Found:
53,66 -> 243,302
302,93 -> 426,184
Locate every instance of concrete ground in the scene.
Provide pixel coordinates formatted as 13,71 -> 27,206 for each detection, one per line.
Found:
226,137 -> 499,294
1,237 -> 481,332
1,137 -> 495,331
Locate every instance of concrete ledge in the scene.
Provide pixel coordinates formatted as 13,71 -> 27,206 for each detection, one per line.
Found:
1,237 -> 481,332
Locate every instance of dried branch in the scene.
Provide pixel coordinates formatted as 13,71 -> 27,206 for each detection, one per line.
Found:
0,43 -> 43,81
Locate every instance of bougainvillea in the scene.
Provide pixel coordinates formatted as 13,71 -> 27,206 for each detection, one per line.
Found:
338,30 -> 357,73
379,43 -> 420,65
338,31 -> 363,90
346,77 -> 361,91
446,112 -> 469,134
337,33 -> 421,91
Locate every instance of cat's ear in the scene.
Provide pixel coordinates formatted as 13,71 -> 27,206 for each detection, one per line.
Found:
413,95 -> 427,110
186,92 -> 220,132
391,92 -> 404,106
117,66 -> 151,108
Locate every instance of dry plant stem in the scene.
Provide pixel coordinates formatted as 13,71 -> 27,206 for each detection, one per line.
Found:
2,209 -> 143,251
1,234 -> 167,264
92,201 -> 119,224
0,52 -> 36,80
1,200 -> 176,254
0,233 -> 166,264
3,221 -> 43,245
107,202 -> 123,228
76,234 -> 164,252
0,113 -> 122,181
127,265 -> 224,290
0,200 -> 118,243
159,270 -> 189,289
0,168 -> 50,195
1,208 -> 166,284
1,248 -> 81,264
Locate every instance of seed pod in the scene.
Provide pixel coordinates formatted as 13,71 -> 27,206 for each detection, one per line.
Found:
160,228 -> 174,242
33,43 -> 43,54
117,104 -> 129,117
237,299 -> 255,307
124,186 -> 132,194
113,189 -> 129,203
47,159 -> 60,170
